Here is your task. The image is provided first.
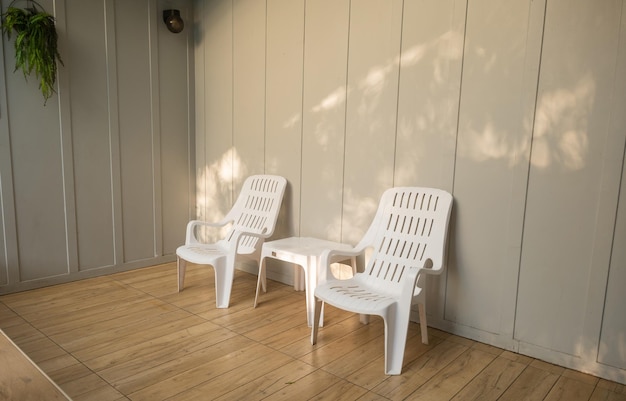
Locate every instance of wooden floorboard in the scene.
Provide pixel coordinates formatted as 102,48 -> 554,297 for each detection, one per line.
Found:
1,262 -> 625,401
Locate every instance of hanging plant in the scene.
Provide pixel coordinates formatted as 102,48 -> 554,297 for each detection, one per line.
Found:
1,0 -> 63,104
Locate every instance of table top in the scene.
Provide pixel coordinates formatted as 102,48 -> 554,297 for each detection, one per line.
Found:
263,236 -> 353,255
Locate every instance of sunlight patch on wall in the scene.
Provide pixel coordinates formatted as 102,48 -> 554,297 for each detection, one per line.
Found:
532,74 -> 595,170
312,86 -> 348,113
459,119 -> 529,167
282,113 -> 301,129
474,46 -> 497,73
399,43 -> 427,66
399,30 -> 464,70
195,147 -> 244,242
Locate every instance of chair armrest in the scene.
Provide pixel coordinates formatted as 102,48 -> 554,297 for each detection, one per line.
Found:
415,258 -> 444,276
185,219 -> 232,245
403,262 -> 427,304
319,247 -> 362,282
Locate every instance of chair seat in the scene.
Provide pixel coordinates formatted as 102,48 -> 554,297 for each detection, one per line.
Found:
315,277 -> 397,315
176,244 -> 228,265
177,242 -> 259,265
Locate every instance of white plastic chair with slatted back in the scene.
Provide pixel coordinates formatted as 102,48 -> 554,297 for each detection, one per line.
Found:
176,175 -> 287,308
311,187 -> 453,375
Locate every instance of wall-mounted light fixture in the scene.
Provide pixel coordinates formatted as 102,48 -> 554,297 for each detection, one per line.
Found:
163,9 -> 184,33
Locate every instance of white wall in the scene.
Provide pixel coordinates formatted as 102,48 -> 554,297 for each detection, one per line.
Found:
194,0 -> 626,384
0,0 -> 195,292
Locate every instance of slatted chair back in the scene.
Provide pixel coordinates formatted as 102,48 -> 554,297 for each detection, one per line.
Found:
221,175 -> 287,255
358,187 -> 452,292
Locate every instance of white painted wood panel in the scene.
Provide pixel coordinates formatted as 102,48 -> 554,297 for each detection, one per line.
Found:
67,1 -> 115,270
265,0 -> 305,239
300,0 -> 350,241
395,0 -> 466,332
445,0 -> 540,340
233,0 -> 266,182
0,0 -> 9,284
341,0 -> 402,245
116,0 -> 156,262
9,89 -> 67,281
0,210 -> 5,285
198,0 -> 235,232
194,0 -> 207,225
395,0 -> 464,191
0,28 -> 11,281
158,2 -> 194,255
6,0 -> 68,280
597,1 -> 626,372
599,147 -> 626,370
515,0 -> 623,357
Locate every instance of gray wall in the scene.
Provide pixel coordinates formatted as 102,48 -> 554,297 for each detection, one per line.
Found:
194,0 -> 626,384
0,0 -> 194,292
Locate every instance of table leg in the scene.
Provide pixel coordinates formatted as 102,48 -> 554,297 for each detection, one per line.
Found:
305,255 -> 325,327
293,265 -> 305,291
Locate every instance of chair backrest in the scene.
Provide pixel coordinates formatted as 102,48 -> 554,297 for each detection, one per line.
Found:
223,175 -> 287,253
356,187 -> 453,292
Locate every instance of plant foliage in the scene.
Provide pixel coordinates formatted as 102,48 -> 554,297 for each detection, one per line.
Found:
1,2 -> 63,103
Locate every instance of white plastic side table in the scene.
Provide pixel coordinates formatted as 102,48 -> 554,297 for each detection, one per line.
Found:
253,237 -> 356,327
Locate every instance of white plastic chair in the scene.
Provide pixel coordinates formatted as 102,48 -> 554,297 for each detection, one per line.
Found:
176,175 -> 287,308
311,187 -> 453,375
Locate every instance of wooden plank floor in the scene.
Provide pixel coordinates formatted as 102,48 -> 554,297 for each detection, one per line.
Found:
0,262 -> 624,401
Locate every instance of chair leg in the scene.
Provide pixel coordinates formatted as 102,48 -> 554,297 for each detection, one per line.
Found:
214,263 -> 235,309
254,258 -> 267,308
304,267 -> 324,327
261,261 -> 267,292
310,297 -> 323,345
384,307 -> 410,375
177,257 -> 186,292
418,302 -> 429,345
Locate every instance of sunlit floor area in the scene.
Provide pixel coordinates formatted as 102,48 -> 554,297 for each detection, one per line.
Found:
0,262 -> 624,401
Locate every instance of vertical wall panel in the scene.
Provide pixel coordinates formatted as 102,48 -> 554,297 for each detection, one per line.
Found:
5,0 -> 68,280
233,0 -> 266,183
265,0 -> 305,239
0,0 -> 8,284
67,0 -> 115,270
0,156 -> 9,285
515,0 -> 623,357
341,0 -> 402,245
194,0 -> 206,225
0,1 -> 16,283
199,0 -> 234,230
599,147 -> 626,370
0,23 -> 11,282
300,0 -> 350,240
116,0 -> 156,262
395,0 -> 464,191
0,117 -> 8,285
0,198 -> 5,284
394,0 -> 466,328
445,0 -> 539,340
597,1 -> 626,371
159,1 -> 194,255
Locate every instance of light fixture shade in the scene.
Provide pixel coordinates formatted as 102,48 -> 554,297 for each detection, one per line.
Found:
163,9 -> 184,33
